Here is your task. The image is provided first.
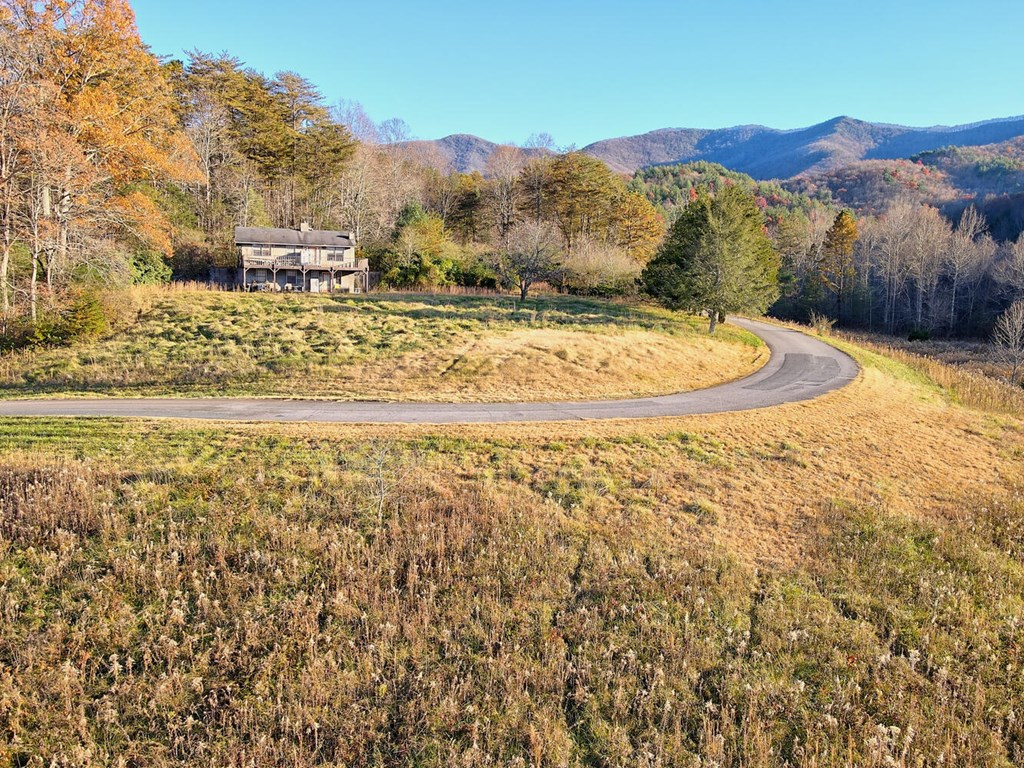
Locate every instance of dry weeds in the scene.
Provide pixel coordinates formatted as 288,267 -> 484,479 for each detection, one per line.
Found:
835,332 -> 1024,416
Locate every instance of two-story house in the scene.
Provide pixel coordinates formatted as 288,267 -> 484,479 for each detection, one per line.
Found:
233,223 -> 370,293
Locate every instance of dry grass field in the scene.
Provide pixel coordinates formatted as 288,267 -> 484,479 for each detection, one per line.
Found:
1,302 -> 1023,766
0,289 -> 765,402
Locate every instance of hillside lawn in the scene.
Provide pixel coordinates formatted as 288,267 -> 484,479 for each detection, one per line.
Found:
0,290 -> 766,402
1,324 -> 1023,765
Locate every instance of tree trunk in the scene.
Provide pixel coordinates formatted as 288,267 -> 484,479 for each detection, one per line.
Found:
708,309 -> 719,334
30,184 -> 43,322
1,217 -> 10,316
520,282 -> 529,302
29,244 -> 38,323
948,270 -> 959,337
53,172 -> 72,296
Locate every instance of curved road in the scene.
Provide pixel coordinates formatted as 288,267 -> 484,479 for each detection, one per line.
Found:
0,319 -> 858,424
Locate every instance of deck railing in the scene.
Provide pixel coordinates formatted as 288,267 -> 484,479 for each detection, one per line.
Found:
243,257 -> 368,270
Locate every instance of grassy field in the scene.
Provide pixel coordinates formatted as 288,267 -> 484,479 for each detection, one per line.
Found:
1,319 -> 1023,765
0,290 -> 765,402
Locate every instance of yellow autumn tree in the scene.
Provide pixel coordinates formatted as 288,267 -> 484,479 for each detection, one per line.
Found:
610,190 -> 665,263
1,0 -> 199,315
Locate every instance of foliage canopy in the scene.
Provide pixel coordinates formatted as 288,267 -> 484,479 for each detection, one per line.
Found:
642,186 -> 780,332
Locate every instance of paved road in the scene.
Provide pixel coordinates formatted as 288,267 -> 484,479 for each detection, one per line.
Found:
0,319 -> 858,424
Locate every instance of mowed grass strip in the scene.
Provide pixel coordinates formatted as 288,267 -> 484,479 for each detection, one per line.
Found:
0,290 -> 766,402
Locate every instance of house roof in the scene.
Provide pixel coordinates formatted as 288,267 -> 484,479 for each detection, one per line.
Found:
234,226 -> 355,248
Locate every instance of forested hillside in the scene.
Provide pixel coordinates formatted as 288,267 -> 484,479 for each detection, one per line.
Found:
584,115 -> 1024,177
786,139 -> 1024,233
626,159 -> 1024,336
412,116 -> 1024,178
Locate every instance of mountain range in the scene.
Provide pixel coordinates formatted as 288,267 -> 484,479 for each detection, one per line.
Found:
406,116 -> 1024,181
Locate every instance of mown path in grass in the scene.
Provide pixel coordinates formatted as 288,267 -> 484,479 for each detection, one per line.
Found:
0,319 -> 858,423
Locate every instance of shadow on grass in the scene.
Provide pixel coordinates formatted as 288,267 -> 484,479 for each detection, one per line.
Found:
329,293 -> 687,331
0,379 -> 130,398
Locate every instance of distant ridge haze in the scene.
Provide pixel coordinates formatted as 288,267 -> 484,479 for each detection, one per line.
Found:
403,116 -> 1024,180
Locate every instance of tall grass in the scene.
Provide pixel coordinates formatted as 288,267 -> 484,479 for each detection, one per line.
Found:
1,444 -> 1022,765
840,333 -> 1024,416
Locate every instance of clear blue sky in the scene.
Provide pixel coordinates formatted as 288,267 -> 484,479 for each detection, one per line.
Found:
132,0 -> 1024,147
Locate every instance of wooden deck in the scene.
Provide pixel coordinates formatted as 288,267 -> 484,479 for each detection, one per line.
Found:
242,256 -> 369,271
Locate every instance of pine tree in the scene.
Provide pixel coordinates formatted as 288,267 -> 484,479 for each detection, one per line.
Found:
819,209 -> 859,322
544,152 -> 622,255
609,191 -> 665,262
642,186 -> 779,333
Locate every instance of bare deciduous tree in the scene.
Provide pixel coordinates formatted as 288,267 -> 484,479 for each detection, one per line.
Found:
333,99 -> 380,144
336,142 -> 423,246
993,300 -> 1024,386
483,145 -> 525,249
946,206 -> 994,331
997,236 -> 1024,300
906,204 -> 950,331
865,201 -> 915,333
490,219 -> 561,301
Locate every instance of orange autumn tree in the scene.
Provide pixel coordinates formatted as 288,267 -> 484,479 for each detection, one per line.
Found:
1,0 -> 198,318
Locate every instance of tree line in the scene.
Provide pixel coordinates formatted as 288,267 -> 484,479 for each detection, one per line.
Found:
363,149 -> 665,297
635,162 -> 1024,340
1,0 -> 1022,353
174,44 -> 763,305
773,198 -> 1024,338
162,52 -> 668,296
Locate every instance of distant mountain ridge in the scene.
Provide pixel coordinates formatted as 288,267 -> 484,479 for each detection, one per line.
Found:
399,134 -> 550,173
406,116 -> 1024,180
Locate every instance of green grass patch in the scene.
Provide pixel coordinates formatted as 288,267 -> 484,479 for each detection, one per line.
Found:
0,291 -> 761,400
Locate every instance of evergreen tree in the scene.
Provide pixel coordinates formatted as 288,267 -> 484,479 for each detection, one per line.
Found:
609,191 -> 665,262
819,209 -> 859,321
544,152 -> 622,254
642,186 -> 779,333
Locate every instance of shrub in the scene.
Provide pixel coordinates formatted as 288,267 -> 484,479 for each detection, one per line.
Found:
808,310 -> 836,336
130,248 -> 172,285
0,291 -> 114,352
907,327 -> 931,341
563,237 -> 642,297
59,290 -> 111,341
172,240 -> 233,279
